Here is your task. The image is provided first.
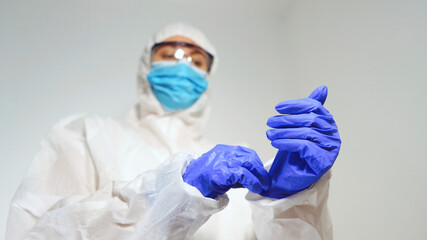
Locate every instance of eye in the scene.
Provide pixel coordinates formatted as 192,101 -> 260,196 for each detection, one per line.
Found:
191,55 -> 206,67
154,46 -> 177,61
162,54 -> 174,59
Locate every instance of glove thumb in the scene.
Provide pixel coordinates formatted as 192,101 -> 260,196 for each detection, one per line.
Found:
308,86 -> 328,105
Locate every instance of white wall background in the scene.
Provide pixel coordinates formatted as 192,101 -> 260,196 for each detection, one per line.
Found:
1,0 -> 426,239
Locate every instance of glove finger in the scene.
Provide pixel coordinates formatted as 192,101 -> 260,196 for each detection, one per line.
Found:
226,153 -> 271,191
233,145 -> 264,166
308,86 -> 328,105
271,139 -> 334,174
267,127 -> 339,146
211,164 -> 239,190
240,159 -> 271,191
271,133 -> 340,150
235,145 -> 257,155
275,98 -> 330,115
222,145 -> 266,173
267,113 -> 335,130
233,168 -> 267,194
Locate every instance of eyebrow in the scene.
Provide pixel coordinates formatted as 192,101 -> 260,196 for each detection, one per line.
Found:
188,48 -> 208,58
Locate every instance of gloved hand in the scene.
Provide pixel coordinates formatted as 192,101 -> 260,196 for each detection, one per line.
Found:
261,86 -> 341,199
183,144 -> 272,199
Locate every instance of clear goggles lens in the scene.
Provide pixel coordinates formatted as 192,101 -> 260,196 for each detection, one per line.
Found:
151,41 -> 214,72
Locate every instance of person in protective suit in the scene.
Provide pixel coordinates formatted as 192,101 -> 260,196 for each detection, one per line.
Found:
6,23 -> 341,240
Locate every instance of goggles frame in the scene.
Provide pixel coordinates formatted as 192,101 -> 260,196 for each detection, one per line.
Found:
151,41 -> 214,72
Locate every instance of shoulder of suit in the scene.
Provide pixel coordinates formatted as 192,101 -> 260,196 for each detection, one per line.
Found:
48,114 -> 134,140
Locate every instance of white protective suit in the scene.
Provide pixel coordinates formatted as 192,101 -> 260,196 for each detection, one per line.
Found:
6,23 -> 333,240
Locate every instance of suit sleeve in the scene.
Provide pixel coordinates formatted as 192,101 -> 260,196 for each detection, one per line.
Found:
6,115 -> 228,240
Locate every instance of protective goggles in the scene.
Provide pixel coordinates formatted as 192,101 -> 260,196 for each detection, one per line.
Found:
151,41 -> 214,72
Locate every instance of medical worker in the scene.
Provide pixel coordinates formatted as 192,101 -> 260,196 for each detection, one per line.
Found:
6,23 -> 341,240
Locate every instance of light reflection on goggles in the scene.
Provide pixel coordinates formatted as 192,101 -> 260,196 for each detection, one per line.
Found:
151,41 -> 214,72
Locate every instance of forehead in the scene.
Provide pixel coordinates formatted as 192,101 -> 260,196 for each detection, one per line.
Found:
161,35 -> 199,46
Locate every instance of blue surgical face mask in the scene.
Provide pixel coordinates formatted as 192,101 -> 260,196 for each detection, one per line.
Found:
147,61 -> 208,112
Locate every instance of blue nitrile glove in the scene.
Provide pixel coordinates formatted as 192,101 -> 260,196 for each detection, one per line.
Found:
261,86 -> 341,199
183,144 -> 272,199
